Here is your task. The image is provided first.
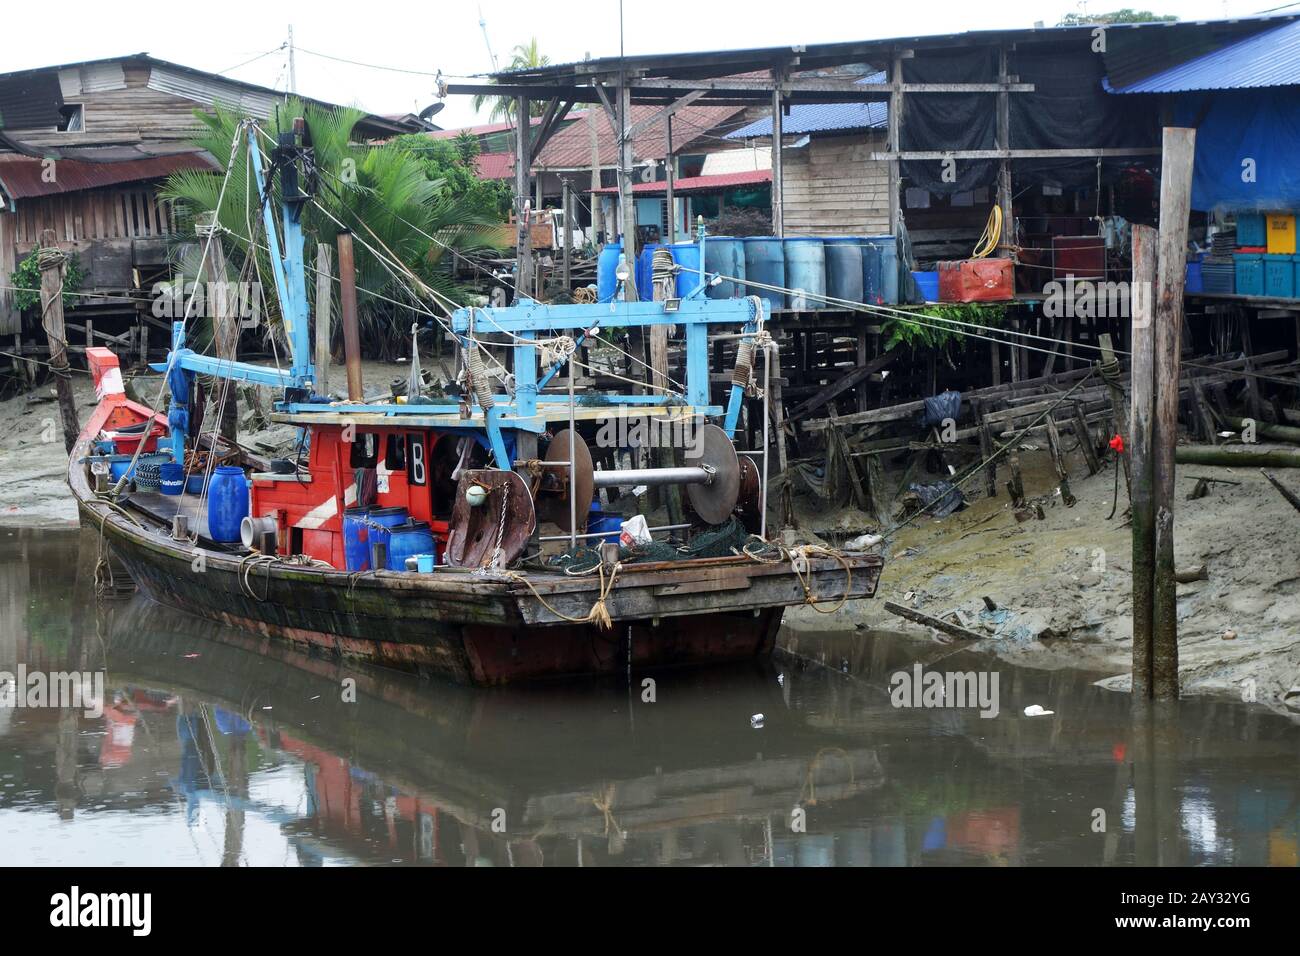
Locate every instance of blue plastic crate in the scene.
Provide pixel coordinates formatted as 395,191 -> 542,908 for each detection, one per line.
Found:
1235,253 -> 1264,296
1237,213 -> 1267,248
1265,253 -> 1295,297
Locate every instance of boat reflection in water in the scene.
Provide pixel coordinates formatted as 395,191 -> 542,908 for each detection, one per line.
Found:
2,529 -> 1297,867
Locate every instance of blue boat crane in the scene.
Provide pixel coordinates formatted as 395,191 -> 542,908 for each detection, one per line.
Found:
156,121 -> 767,473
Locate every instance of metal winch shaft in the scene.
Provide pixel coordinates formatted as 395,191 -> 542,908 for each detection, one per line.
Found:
592,465 -> 714,488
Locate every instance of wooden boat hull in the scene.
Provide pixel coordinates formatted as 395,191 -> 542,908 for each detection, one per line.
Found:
72,420 -> 882,686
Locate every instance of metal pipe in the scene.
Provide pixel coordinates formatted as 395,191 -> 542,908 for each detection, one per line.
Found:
568,361 -> 577,549
337,230 -> 364,402
760,338 -> 772,539
592,466 -> 712,488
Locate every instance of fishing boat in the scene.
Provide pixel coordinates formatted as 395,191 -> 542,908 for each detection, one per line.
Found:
67,118 -> 882,685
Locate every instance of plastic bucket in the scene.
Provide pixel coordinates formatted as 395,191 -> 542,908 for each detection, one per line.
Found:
159,462 -> 185,496
912,270 -> 940,301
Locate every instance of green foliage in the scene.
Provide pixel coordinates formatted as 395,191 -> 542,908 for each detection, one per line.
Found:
10,248 -> 84,313
472,38 -> 552,122
882,302 -> 1006,360
1058,8 -> 1176,25
160,99 -> 505,350
392,133 -> 511,220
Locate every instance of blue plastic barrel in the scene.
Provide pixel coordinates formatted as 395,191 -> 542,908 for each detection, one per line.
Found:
160,462 -> 185,496
784,237 -> 826,309
587,509 -> 623,545
742,237 -> 785,311
868,235 -> 899,304
823,237 -> 864,304
861,242 -> 883,304
670,241 -> 701,298
342,506 -> 372,571
705,237 -> 745,299
386,520 -> 436,571
636,243 -> 662,301
597,240 -> 623,303
366,506 -> 410,568
207,466 -> 249,543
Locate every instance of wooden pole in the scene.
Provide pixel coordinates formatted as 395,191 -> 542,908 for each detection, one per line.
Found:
618,81 -> 639,298
1130,223 -> 1157,700
589,112 -> 603,242
1151,126 -> 1196,702
514,95 -> 534,302
996,44 -> 1014,258
770,68 -> 784,238
37,249 -> 79,454
561,179 -> 572,292
887,51 -> 903,236
664,115 -> 676,245
206,236 -> 239,443
314,242 -> 333,397
337,230 -> 363,403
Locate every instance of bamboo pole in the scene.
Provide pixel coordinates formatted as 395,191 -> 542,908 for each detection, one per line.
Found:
37,249 -> 79,454
1130,223 -> 1158,700
1151,126 -> 1196,702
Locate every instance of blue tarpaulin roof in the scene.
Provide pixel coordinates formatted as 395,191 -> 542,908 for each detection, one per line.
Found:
726,72 -> 888,139
1107,18 -> 1300,93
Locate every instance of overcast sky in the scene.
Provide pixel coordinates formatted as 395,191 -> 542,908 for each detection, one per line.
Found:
6,0 -> 1288,128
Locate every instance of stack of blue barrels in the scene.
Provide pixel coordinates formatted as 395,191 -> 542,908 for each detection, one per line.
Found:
594,234 -> 901,310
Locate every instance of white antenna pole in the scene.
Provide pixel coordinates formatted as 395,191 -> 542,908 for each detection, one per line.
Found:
478,6 -> 499,72
288,25 -> 297,93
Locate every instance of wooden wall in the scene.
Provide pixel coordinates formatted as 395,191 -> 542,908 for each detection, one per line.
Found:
782,130 -> 890,237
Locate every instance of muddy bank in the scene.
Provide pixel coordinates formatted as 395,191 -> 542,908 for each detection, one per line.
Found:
780,445 -> 1300,719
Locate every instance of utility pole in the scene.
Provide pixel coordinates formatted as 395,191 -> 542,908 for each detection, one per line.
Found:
287,25 -> 297,94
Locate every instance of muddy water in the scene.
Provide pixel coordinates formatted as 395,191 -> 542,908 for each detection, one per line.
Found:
1,528 -> 1296,867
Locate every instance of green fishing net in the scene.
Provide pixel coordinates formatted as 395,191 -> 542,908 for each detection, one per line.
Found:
545,517 -> 756,572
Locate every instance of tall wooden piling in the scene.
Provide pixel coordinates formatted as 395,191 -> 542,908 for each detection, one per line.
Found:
337,230 -> 363,403
314,242 -> 333,397
1150,126 -> 1196,702
37,247 -> 79,454
1129,223 -> 1158,700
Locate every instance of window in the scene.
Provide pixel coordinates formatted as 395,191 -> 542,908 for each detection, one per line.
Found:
57,104 -> 84,132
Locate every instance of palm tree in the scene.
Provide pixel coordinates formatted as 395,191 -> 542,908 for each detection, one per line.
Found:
160,99 -> 503,358
472,38 -> 551,122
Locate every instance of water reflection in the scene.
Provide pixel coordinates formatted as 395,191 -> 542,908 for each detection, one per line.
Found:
1,528 -> 1297,866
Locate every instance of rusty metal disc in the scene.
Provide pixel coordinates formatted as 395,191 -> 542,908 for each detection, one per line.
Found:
536,428 -> 594,533
445,468 -> 536,569
686,423 -> 740,525
734,453 -> 762,532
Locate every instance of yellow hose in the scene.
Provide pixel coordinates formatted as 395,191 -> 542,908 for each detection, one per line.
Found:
972,203 -> 1003,259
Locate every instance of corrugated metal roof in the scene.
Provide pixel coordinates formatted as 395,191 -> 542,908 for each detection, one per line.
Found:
473,151 -> 514,180
726,73 -> 888,138
0,151 -> 218,201
1108,18 -> 1300,93
590,169 -> 771,196
534,104 -> 747,170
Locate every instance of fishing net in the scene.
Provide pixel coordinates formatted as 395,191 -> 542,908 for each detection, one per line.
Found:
544,517 -> 755,572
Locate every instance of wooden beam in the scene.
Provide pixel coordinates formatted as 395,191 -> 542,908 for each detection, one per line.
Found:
626,77 -> 1035,94
514,95 -> 534,301
771,67 -> 785,239
592,83 -> 620,137
664,115 -> 676,245
314,242 -> 332,397
887,51 -> 902,237
623,90 -> 707,140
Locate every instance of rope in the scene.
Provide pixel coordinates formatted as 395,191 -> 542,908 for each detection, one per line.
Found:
499,560 -> 623,630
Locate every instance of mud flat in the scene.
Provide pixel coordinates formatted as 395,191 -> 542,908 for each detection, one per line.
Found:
782,450 -> 1300,718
